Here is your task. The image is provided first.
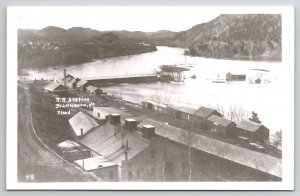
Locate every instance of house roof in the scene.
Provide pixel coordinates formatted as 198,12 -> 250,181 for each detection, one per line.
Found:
237,120 -> 264,132
193,107 -> 221,118
68,111 -> 99,136
74,156 -> 117,171
77,80 -> 89,86
207,115 -> 235,127
44,82 -> 67,92
138,118 -> 281,178
79,122 -> 150,165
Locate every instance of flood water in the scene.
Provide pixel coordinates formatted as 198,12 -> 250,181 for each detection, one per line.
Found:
26,46 -> 293,137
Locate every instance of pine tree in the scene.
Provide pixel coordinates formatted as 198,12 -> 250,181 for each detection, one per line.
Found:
249,111 -> 262,123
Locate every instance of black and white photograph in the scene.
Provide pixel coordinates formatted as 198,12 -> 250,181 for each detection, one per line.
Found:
6,6 -> 294,190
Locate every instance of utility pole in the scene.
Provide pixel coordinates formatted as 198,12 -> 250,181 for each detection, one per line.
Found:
63,69 -> 66,86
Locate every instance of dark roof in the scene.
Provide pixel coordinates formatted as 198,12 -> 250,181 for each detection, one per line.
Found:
237,120 -> 265,132
193,107 -> 221,118
207,115 -> 235,127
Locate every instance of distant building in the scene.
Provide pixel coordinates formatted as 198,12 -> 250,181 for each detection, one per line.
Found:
141,100 -> 169,114
78,114 -> 150,167
43,82 -> 68,93
93,107 -> 111,120
76,80 -> 90,92
207,115 -> 236,137
66,77 -> 80,89
32,78 -> 49,86
68,111 -> 99,139
74,156 -> 119,181
191,107 -> 222,129
86,85 -> 103,95
168,105 -> 196,121
236,120 -> 269,144
226,72 -> 246,81
121,118 -> 281,182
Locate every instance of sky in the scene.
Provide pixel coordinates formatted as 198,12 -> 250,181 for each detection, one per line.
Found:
12,7 -> 222,32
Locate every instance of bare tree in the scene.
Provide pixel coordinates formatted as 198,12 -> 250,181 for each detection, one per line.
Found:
272,129 -> 282,149
180,127 -> 196,181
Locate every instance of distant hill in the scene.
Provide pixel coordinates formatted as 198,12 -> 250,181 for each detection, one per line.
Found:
18,14 -> 282,72
18,27 -> 157,71
171,14 -> 282,61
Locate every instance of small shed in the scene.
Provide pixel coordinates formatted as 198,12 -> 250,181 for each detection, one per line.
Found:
236,120 -> 269,144
68,111 -> 99,139
191,107 -> 222,129
77,80 -> 90,92
86,85 -> 103,95
168,105 -> 196,120
141,101 -> 154,109
43,82 -> 68,93
207,115 -> 236,136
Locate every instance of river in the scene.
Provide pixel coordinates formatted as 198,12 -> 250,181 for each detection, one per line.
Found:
26,46 -> 292,138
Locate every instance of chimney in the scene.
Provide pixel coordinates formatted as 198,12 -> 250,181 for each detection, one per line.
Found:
63,69 -> 67,87
124,118 -> 137,131
81,128 -> 83,136
142,125 -> 155,139
110,113 -> 121,125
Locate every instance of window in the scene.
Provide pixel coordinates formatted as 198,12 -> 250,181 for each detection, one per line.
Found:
128,171 -> 132,180
97,112 -> 100,118
109,171 -> 114,180
151,150 -> 155,159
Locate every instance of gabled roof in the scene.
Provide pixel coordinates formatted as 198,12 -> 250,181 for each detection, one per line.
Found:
79,122 -> 149,165
138,118 -> 281,178
207,115 -> 235,127
68,111 -> 99,136
237,120 -> 266,132
77,80 -> 89,86
44,82 -> 67,92
193,107 -> 221,118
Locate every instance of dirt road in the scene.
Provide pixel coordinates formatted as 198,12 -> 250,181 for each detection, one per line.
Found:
17,84 -> 95,182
